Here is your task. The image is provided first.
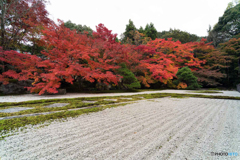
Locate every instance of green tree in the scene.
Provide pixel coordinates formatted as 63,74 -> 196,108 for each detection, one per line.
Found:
144,23 -> 157,40
211,3 -> 240,46
219,38 -> 240,87
64,20 -> 93,36
138,26 -> 145,34
0,0 -> 50,51
206,25 -> 218,47
192,39 -> 231,87
227,2 -> 234,10
227,0 -> 240,10
116,63 -> 141,89
157,29 -> 199,43
157,31 -> 168,39
122,19 -> 137,44
115,37 -> 120,42
174,67 -> 202,90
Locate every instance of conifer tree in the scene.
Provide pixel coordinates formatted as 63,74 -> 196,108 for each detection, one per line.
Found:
122,19 -> 137,44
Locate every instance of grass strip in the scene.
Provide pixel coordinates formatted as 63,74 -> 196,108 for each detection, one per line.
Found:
0,96 -> 133,107
189,90 -> 223,93
0,100 -> 118,117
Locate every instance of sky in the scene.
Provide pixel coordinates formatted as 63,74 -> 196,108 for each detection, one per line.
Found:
46,0 -> 231,37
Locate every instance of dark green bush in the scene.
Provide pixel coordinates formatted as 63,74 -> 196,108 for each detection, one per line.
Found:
117,63 -> 141,89
174,67 -> 202,90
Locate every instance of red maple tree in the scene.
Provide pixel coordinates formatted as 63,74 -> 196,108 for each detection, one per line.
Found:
0,22 -> 123,94
191,39 -> 231,86
0,0 -> 51,50
126,38 -> 204,87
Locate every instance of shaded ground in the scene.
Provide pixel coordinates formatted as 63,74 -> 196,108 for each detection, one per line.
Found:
0,89 -> 240,102
1,97 -> 239,160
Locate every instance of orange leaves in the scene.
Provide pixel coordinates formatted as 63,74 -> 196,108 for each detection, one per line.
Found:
177,82 -> 187,89
133,45 -> 175,86
147,38 -> 203,69
131,38 -> 204,87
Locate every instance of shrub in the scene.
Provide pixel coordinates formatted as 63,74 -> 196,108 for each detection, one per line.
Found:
116,63 -> 141,89
174,67 -> 202,90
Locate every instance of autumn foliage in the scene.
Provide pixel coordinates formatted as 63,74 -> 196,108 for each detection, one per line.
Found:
0,0 -> 51,50
1,18 -> 233,94
0,22 -> 123,94
191,39 -> 231,86
127,38 -> 204,87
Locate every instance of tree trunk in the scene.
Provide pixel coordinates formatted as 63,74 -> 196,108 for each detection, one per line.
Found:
0,0 -> 6,50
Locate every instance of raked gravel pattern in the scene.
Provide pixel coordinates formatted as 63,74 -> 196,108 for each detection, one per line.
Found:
0,97 -> 240,160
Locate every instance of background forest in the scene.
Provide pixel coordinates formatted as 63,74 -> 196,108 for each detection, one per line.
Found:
0,0 -> 240,95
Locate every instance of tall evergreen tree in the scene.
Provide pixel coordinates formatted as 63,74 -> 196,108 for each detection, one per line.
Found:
144,23 -> 157,40
122,19 -> 137,44
138,26 -> 145,34
219,38 -> 240,87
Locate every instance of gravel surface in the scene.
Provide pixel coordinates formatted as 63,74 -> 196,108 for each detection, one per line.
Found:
1,90 -> 240,102
0,97 -> 240,160
44,103 -> 70,108
81,101 -> 97,103
0,107 -> 33,113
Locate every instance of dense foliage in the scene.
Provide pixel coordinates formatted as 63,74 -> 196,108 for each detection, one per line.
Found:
122,20 -> 157,44
122,19 -> 137,44
64,20 -> 93,36
174,67 -> 201,90
116,63 -> 141,89
0,0 -> 51,52
208,3 -> 240,47
0,22 -> 123,94
157,29 -> 200,43
143,23 -> 158,40
0,22 -> 207,94
192,39 -> 231,87
214,4 -> 240,37
219,38 -> 240,87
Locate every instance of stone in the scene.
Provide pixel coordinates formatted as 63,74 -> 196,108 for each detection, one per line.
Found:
82,101 -> 97,103
0,83 -> 24,94
44,103 -> 69,108
0,80 -> 33,94
56,89 -> 67,95
163,96 -> 172,98
0,107 -> 33,113
120,98 -> 132,100
104,99 -> 118,102
237,84 -> 240,92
